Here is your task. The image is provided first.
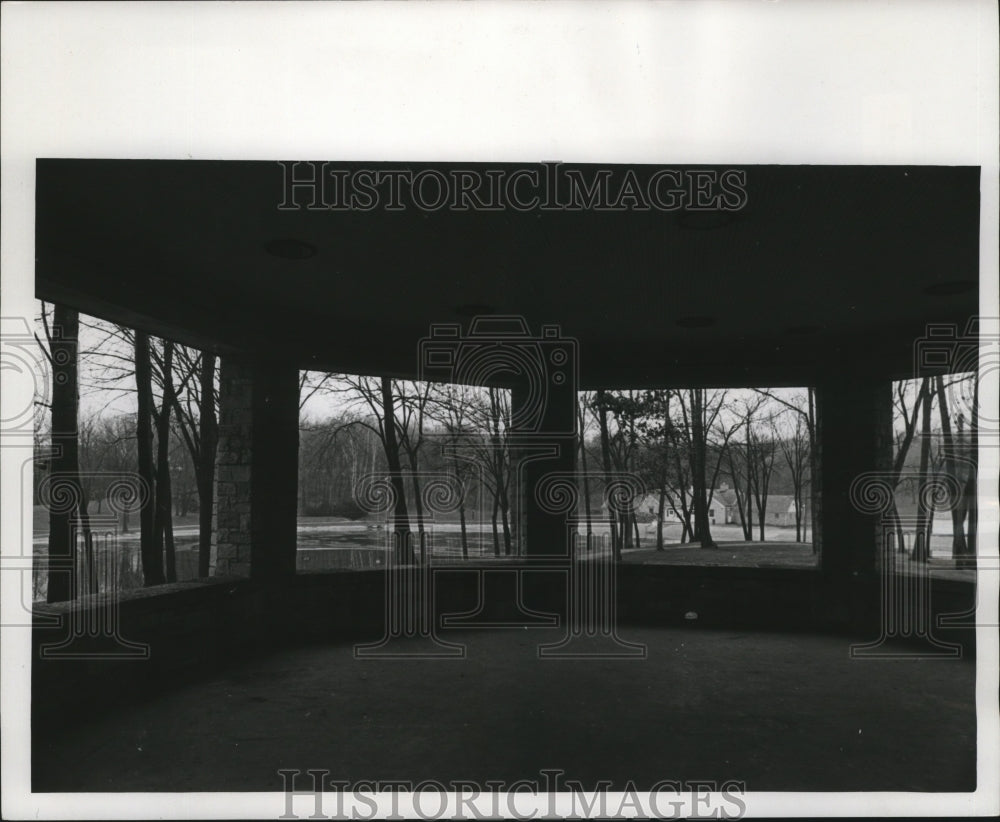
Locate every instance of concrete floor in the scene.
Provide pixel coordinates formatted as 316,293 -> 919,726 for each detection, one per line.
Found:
33,627 -> 976,793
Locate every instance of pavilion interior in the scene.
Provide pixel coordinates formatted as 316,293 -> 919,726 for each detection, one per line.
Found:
32,160 -> 981,793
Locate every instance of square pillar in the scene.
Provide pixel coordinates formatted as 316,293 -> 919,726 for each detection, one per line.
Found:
509,359 -> 577,558
814,376 -> 893,579
213,356 -> 299,578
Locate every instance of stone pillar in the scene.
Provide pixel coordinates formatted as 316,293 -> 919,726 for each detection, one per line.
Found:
509,350 -> 577,558
213,356 -> 299,579
814,376 -> 893,580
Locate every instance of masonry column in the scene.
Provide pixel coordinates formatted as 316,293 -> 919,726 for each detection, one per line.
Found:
509,336 -> 577,558
814,375 -> 893,581
213,356 -> 299,578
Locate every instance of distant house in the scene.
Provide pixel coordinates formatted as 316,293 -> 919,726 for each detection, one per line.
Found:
624,486 -> 809,529
712,487 -> 740,524
626,483 -> 740,526
760,494 -> 808,528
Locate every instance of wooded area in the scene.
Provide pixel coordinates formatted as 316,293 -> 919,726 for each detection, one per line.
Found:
33,302 -> 981,601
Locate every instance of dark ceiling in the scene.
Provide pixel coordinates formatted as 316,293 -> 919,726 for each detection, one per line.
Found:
35,160 -> 979,387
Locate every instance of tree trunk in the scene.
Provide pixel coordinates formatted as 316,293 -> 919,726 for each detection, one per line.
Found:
135,331 -> 164,586
913,378 -> 932,562
749,432 -> 774,544
678,489 -> 693,543
380,377 -> 413,564
487,389 -> 508,556
499,480 -> 513,555
690,389 -> 716,548
734,486 -> 751,541
46,305 -> 82,603
154,341 -> 177,583
807,387 -> 818,553
77,479 -> 96,595
408,465 -> 426,563
656,478 -> 667,551
934,376 -> 970,563
457,475 -> 469,560
491,492 -> 501,557
744,439 -> 754,541
963,372 -> 979,564
794,491 -> 803,542
578,402 -> 593,551
198,352 -> 217,577
164,494 -> 176,580
595,389 -> 620,560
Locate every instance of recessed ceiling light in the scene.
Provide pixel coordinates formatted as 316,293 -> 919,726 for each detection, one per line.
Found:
454,303 -> 496,318
264,238 -> 317,260
676,315 -> 716,329
921,280 -> 976,297
675,210 -> 735,230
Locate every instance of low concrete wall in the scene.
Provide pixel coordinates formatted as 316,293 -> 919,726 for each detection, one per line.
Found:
32,565 -> 976,732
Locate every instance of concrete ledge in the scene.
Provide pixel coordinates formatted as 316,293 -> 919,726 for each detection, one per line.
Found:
32,565 -> 975,732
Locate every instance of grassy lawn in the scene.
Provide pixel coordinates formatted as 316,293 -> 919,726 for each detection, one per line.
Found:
30,510 -> 972,584
623,541 -> 819,568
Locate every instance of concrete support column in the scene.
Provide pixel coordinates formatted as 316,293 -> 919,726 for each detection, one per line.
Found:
814,376 -> 893,579
510,370 -> 577,559
213,356 -> 299,578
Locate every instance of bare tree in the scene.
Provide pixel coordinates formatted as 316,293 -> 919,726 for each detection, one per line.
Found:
755,387 -> 816,550
477,387 -> 514,556
134,330 -> 164,585
380,377 -> 414,563
577,391 -> 595,551
676,389 -> 730,548
913,378 -> 935,562
151,340 -> 177,582
776,406 -> 812,542
600,390 -> 644,551
746,413 -> 779,542
889,378 -> 927,554
962,371 -> 979,562
428,383 -> 482,559
395,380 -> 433,561
734,439 -> 754,540
722,399 -> 758,542
935,374 -> 975,567
332,374 -> 414,563
593,389 -> 621,559
633,389 -> 674,551
40,303 -> 89,602
170,347 -> 218,577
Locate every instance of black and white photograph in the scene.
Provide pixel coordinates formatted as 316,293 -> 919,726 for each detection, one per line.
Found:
2,2 -> 998,819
